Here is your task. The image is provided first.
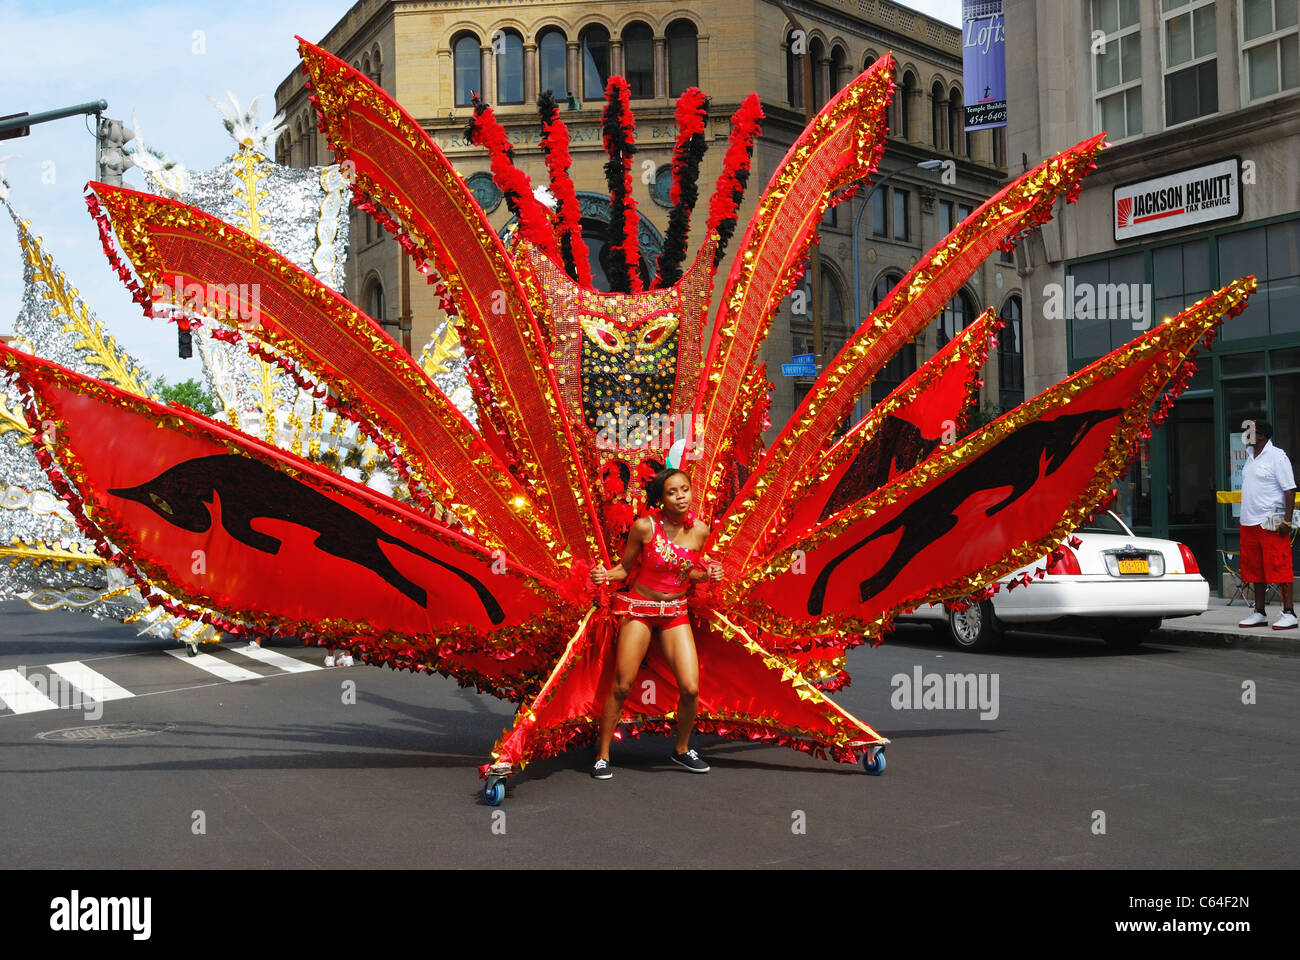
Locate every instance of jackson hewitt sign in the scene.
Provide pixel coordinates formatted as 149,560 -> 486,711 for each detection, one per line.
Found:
1113,157 -> 1241,242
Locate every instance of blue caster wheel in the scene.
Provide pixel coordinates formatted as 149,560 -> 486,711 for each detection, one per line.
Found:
863,748 -> 886,776
483,777 -> 506,806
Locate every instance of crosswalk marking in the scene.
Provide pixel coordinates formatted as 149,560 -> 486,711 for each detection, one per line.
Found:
47,661 -> 134,701
164,650 -> 264,682
0,668 -> 60,714
236,644 -> 322,674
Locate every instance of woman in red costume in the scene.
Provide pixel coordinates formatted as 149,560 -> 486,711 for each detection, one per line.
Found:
589,467 -> 723,779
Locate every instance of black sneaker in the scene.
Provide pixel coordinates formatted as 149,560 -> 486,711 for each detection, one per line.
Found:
669,749 -> 710,773
592,758 -> 613,780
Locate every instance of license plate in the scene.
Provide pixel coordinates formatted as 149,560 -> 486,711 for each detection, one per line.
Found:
1117,557 -> 1149,575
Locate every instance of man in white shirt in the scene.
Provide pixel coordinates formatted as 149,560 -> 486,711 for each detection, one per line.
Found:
1237,419 -> 1297,630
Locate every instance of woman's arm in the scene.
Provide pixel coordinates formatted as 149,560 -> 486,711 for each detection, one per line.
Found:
687,520 -> 723,582
591,517 -> 653,584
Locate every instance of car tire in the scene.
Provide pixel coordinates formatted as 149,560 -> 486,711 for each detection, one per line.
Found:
1102,618 -> 1159,650
945,600 -> 1003,652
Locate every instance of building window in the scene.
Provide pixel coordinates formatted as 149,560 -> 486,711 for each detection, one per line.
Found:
496,29 -> 524,105
367,278 -> 386,323
581,25 -> 611,100
1092,0 -> 1142,139
899,70 -> 916,139
937,289 -> 977,347
786,30 -> 803,108
940,199 -> 954,237
1068,251 -> 1146,365
871,272 -> 916,405
453,33 -> 481,107
931,81 -> 947,150
1219,221 -> 1300,339
1162,0 -> 1218,125
998,294 -> 1024,411
623,22 -> 654,99
871,187 -> 888,237
667,20 -> 698,96
893,188 -> 909,242
810,38 -> 827,108
1241,0 -> 1300,102
539,29 -> 567,98
830,45 -> 847,95
993,126 -> 1007,167
948,86 -> 964,155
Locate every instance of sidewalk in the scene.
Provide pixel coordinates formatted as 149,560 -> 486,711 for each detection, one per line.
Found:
1153,596 -> 1300,652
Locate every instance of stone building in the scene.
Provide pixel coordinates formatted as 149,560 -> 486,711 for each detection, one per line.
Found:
1006,0 -> 1300,590
275,0 -> 1015,442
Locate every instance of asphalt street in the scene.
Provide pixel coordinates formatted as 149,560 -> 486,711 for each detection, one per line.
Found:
0,599 -> 1295,869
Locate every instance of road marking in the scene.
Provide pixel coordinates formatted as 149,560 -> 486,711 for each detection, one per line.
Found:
236,644 -> 323,674
165,650 -> 262,682
47,661 -> 134,701
0,668 -> 60,714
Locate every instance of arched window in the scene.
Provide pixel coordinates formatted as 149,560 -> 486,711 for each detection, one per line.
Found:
864,51 -> 877,71
303,115 -> 316,166
623,22 -> 654,99
949,87 -> 964,156
581,25 -> 611,100
496,29 -> 524,104
931,80 -> 947,150
830,45 -> 847,95
810,38 -> 826,107
937,289 -> 978,347
786,30 -> 803,107
666,20 -> 698,97
822,270 -> 848,359
366,277 -> 386,323
870,272 -> 916,405
538,29 -> 567,97
998,294 -> 1024,411
899,70 -> 916,139
362,55 -> 371,80
453,33 -> 481,107
369,48 -> 382,86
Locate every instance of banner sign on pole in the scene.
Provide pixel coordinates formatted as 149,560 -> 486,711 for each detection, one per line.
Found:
962,0 -> 1006,131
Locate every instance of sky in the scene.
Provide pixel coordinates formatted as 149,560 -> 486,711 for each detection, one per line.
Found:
0,0 -> 961,386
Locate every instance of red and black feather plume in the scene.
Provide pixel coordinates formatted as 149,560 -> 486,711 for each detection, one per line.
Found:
601,76 -> 641,294
706,94 -> 764,267
654,87 -> 710,288
537,91 -> 592,287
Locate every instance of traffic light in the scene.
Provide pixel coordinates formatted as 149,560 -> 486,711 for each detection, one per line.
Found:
96,116 -> 133,186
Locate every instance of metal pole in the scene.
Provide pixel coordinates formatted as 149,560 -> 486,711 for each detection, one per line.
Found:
0,100 -> 108,136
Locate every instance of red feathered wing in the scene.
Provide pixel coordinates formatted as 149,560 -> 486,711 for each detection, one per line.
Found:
0,346 -> 581,682
298,38 -> 608,567
692,59 -> 895,517
714,308 -> 999,578
87,183 -> 569,582
723,279 -> 1255,640
720,134 -> 1108,544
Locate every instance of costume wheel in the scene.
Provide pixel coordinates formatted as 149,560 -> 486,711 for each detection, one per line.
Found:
483,777 -> 506,806
186,643 -> 198,658
946,599 -> 1003,652
862,747 -> 886,776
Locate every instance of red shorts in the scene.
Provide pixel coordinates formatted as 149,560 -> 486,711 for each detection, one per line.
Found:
612,593 -> 690,631
1240,524 -> 1294,584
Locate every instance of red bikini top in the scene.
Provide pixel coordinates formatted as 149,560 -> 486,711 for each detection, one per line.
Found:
632,511 -> 700,593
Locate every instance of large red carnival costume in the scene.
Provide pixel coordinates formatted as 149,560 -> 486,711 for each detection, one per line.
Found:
0,40 -> 1254,805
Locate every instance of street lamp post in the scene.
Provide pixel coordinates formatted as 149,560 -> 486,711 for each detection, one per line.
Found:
850,158 -> 944,423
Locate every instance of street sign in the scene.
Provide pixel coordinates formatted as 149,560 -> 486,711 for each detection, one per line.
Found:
781,363 -> 818,376
790,352 -> 814,364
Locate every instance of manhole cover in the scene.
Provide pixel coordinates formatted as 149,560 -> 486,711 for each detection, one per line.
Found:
36,722 -> 175,742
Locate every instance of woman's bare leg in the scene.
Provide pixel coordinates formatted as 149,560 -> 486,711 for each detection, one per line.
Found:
596,617 -> 653,762
658,623 -> 700,754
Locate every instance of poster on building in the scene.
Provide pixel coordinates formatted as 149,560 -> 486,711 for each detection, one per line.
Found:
962,0 -> 1006,130
1229,432 -> 1248,519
